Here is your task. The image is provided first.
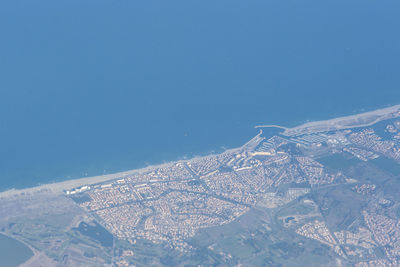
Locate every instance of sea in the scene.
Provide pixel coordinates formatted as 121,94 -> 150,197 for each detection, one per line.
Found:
0,0 -> 400,192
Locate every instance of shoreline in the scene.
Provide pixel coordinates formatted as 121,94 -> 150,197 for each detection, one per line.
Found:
1,104 -> 399,199
0,147 -> 241,199
256,104 -> 400,136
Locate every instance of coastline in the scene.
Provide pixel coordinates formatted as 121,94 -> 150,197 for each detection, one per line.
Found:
0,147 -> 241,199
1,104 -> 399,199
256,104 -> 400,136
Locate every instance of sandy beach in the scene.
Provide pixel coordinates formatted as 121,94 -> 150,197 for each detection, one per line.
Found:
0,161 -> 185,199
0,147 -> 242,199
256,104 -> 400,136
2,104 -> 399,199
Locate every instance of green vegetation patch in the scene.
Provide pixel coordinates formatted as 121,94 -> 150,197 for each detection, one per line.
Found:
73,221 -> 113,248
316,153 -> 361,170
370,157 -> 400,176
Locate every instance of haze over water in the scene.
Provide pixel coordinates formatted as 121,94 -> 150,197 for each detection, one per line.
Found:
0,0 -> 399,191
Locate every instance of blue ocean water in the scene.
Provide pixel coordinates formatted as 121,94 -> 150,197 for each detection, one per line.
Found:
0,0 -> 399,191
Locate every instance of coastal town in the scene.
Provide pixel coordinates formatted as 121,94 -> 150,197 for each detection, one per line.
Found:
63,106 -> 400,266
1,105 -> 400,266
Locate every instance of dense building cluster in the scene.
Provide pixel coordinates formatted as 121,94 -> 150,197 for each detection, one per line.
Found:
62,117 -> 400,266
